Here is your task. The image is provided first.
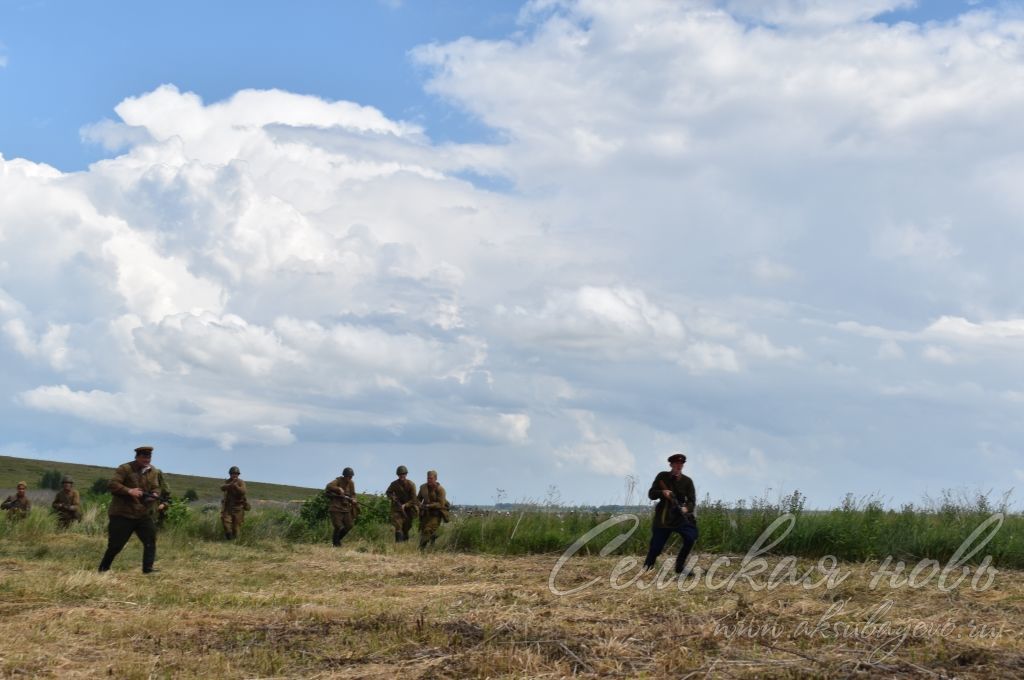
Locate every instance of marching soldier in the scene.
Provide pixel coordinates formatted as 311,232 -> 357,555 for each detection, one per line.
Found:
643,452 -> 699,575
52,476 -> 82,528
386,465 -> 417,542
2,481 -> 31,520
220,466 -> 249,540
325,467 -> 358,546
98,445 -> 165,574
417,470 -> 449,550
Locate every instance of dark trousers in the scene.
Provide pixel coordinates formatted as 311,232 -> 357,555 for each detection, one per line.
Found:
644,523 -> 699,572
99,515 -> 157,572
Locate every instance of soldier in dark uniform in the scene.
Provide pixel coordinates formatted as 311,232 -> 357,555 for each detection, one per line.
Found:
325,467 -> 358,546
98,446 -> 165,574
417,470 -> 449,550
52,476 -> 82,528
2,481 -> 31,520
643,453 -> 699,575
386,465 -> 417,542
220,466 -> 249,540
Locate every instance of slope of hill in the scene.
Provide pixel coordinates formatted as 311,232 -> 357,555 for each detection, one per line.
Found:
0,454 -> 317,502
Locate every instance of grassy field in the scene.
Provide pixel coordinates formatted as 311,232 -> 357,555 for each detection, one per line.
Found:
0,454 -> 316,502
0,522 -> 1021,678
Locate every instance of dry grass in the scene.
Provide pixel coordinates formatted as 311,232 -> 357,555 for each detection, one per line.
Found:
0,532 -> 1021,678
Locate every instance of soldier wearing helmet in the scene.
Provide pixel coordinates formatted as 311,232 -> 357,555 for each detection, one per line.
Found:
52,476 -> 82,528
325,467 -> 358,546
220,465 -> 249,540
386,465 -> 417,543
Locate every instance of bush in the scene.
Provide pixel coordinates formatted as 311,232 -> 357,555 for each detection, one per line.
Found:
39,469 -> 64,490
183,489 -> 199,502
89,477 -> 109,496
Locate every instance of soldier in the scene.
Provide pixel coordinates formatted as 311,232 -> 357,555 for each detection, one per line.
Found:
2,481 -> 31,520
220,466 -> 249,540
51,476 -> 82,528
386,465 -> 417,542
643,453 -> 699,575
417,470 -> 449,550
325,467 -> 358,546
98,445 -> 165,574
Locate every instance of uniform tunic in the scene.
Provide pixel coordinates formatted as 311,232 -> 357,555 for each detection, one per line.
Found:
386,478 -> 417,534
326,476 -> 357,531
220,478 -> 248,535
52,488 -> 82,527
417,483 -> 448,544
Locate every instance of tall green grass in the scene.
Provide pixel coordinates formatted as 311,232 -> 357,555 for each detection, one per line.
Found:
2,488 -> 1020,568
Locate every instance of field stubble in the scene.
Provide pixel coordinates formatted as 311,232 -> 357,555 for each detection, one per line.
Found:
0,529 -> 1022,679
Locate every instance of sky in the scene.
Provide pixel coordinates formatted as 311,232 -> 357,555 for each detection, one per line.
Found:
2,0 -> 1023,508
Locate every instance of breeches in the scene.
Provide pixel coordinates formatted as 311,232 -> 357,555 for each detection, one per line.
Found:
221,510 -> 245,533
390,509 -> 413,533
330,510 -> 354,531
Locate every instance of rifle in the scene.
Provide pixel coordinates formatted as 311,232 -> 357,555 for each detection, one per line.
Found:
658,479 -> 695,526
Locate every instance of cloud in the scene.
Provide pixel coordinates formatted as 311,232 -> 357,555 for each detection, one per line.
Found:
554,410 -> 636,476
4,0 -> 1024,503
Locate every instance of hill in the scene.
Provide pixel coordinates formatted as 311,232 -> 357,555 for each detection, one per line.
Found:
0,454 -> 316,502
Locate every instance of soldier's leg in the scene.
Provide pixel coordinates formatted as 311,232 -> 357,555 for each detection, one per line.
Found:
99,516 -> 135,571
402,514 -> 413,541
337,511 -> 354,543
233,511 -> 244,539
419,516 -> 439,549
330,511 -> 347,546
134,516 -> 158,573
391,511 -> 403,542
221,511 -> 233,539
643,526 -> 673,569
673,524 -> 699,574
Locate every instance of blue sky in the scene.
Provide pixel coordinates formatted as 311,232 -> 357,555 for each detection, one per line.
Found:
0,0 -> 524,170
2,0 -> 1023,506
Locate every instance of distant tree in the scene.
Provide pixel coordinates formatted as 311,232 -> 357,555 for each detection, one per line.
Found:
39,469 -> 63,490
90,477 -> 110,495
183,488 -> 199,502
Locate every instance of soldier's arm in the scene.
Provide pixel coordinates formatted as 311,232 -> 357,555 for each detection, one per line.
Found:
648,473 -> 665,501
158,472 -> 171,500
70,490 -> 81,511
686,479 -> 697,513
1,496 -> 11,510
325,479 -> 342,496
24,498 -> 31,510
109,466 -> 136,496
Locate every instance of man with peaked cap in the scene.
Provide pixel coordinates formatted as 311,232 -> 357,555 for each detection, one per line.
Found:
2,481 -> 31,520
643,452 -> 699,576
98,445 -> 165,574
417,470 -> 449,550
220,466 -> 249,540
325,467 -> 358,546
52,476 -> 82,528
386,465 -> 417,542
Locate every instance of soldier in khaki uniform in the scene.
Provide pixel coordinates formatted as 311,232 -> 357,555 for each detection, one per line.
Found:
52,476 -> 82,528
98,446 -> 166,574
2,481 -> 31,520
325,467 -> 358,546
220,466 -> 249,540
417,470 -> 449,550
386,465 -> 416,542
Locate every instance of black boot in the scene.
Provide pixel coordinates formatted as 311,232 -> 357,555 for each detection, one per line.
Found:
332,528 -> 342,546
395,531 -> 403,543
225,531 -> 232,540
402,531 -> 410,542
